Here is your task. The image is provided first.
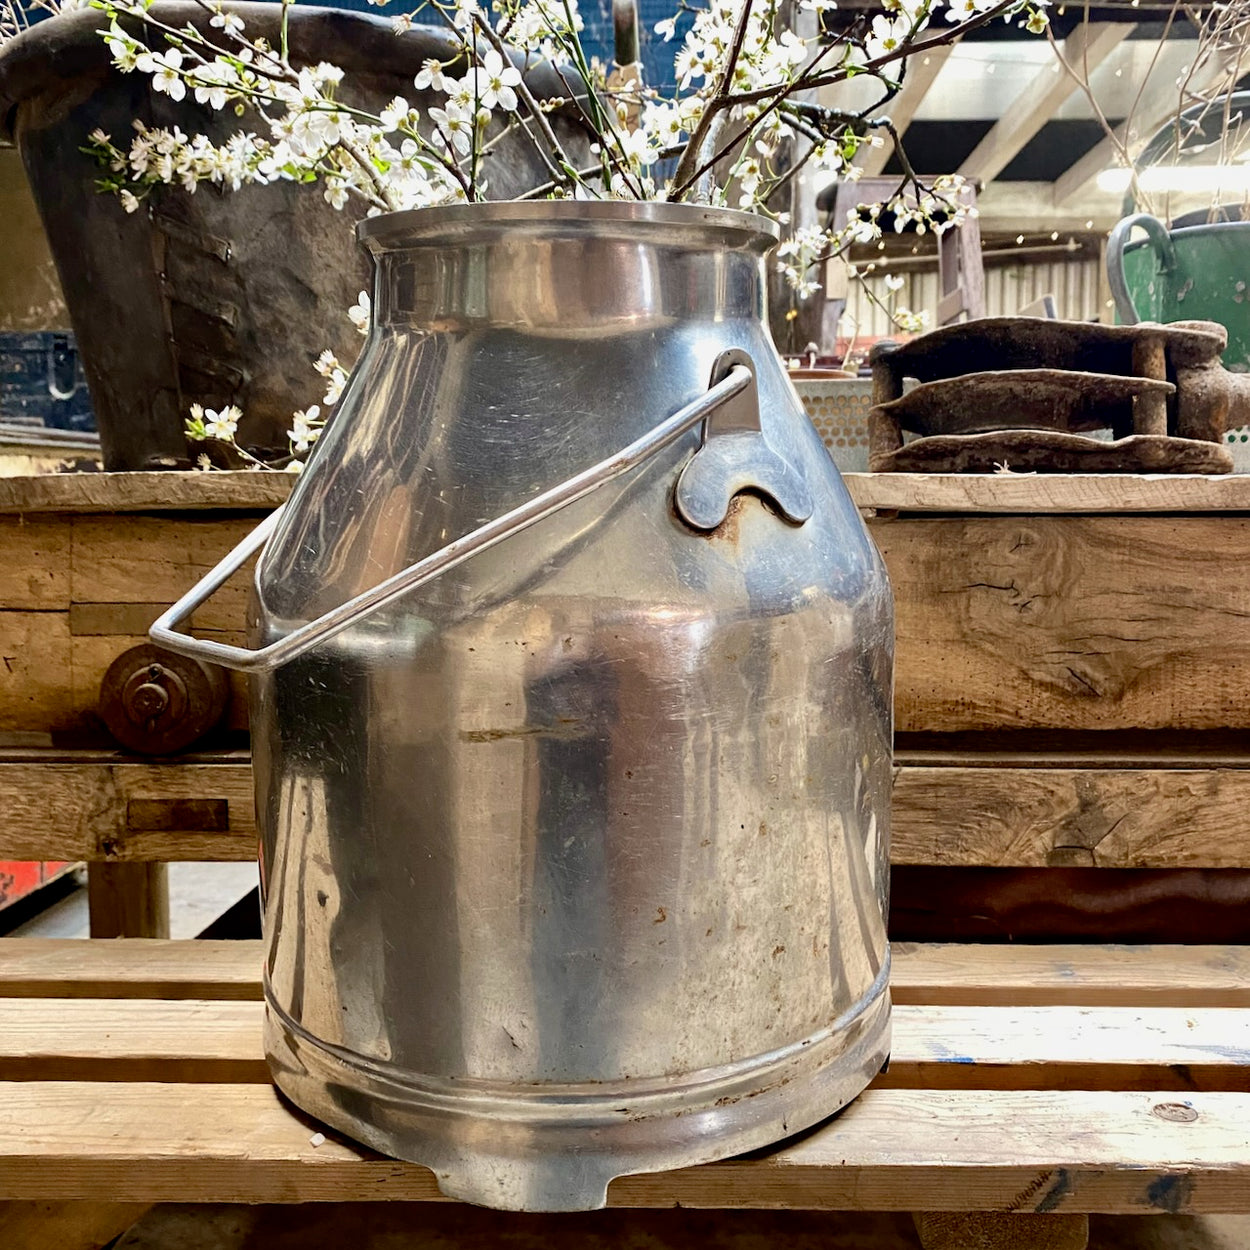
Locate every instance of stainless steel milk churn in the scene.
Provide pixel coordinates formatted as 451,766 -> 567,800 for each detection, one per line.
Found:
153,201 -> 893,1212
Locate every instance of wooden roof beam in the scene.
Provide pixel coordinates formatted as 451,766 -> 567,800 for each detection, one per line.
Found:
1053,49 -> 1230,205
959,22 -> 1134,186
858,42 -> 958,177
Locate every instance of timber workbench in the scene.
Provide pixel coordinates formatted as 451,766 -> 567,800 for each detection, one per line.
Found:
0,471 -> 1248,1250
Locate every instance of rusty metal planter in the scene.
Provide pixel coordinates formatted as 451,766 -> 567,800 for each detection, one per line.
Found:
0,4 -> 567,469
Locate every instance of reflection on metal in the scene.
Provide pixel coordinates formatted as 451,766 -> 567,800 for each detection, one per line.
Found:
234,202 -> 894,1212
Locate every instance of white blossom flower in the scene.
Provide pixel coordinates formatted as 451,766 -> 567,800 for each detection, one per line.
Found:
451,0 -> 480,29
323,178 -> 349,210
429,103 -> 473,155
288,405 -> 322,452
322,367 -> 348,406
203,405 -> 242,440
105,24 -> 140,71
195,453 -> 213,471
140,49 -> 188,102
413,59 -> 445,92
476,50 -> 522,112
380,96 -> 412,131
865,13 -> 909,60
348,291 -> 371,334
192,62 -> 234,111
893,307 -> 929,334
313,349 -> 341,377
209,6 -> 244,34
884,273 -> 905,292
119,189 -> 141,213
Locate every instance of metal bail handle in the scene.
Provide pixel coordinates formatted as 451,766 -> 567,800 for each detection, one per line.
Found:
150,363 -> 756,675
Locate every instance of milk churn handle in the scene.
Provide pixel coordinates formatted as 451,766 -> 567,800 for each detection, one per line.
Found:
150,362 -> 755,675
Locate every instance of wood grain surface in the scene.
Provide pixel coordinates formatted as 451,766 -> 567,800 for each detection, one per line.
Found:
846,472 -> 1250,513
4,940 -> 1245,1008
873,514 -> 1250,732
2,997 -> 1245,1093
0,1081 -> 1245,1211
3,751 -> 1247,868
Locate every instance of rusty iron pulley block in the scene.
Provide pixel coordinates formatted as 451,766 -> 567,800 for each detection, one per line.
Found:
98,643 -> 228,754
867,317 -> 1249,473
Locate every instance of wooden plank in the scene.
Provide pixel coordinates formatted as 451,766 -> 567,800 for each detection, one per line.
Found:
1,940 -> 1244,1011
880,1005 -> 1250,1093
891,943 -> 1250,1009
0,998 -> 265,1083
4,470 -> 1250,520
3,997 -> 1245,1093
3,469 -> 1250,522
4,755 -> 1250,867
0,1201 -> 148,1250
69,603 -> 176,637
70,514 -> 255,633
959,24 -> 1132,185
0,610 -> 76,732
0,939 -> 263,1001
876,514 -> 1250,732
0,1082 -> 1245,1211
976,181 -> 1120,234
0,515 -> 71,609
0,761 -> 255,861
87,863 -> 171,939
844,473 -> 1250,514
892,767 -> 1250,867
0,472 -> 292,515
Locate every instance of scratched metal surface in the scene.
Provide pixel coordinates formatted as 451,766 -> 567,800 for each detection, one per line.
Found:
249,202 -> 894,1210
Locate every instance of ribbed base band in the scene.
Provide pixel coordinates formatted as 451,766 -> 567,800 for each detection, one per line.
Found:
264,965 -> 890,1212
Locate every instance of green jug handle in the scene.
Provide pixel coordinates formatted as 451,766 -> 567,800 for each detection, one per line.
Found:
1106,212 -> 1176,326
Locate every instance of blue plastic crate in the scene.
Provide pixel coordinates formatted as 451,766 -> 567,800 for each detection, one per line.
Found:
0,331 -> 96,432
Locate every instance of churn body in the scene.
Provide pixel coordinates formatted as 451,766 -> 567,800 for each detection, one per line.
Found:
248,202 -> 892,1211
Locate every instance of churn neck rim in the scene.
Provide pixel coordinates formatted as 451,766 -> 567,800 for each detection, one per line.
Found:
357,200 -> 781,253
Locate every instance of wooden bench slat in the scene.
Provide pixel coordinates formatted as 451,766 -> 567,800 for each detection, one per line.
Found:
876,513 -> 1250,734
6,756 -> 1250,868
0,1081 -> 1244,1212
3,940 -> 1246,1009
0,762 -> 256,862
3,996 -> 1245,1094
891,943 -> 1250,1008
892,766 -> 1250,868
881,1005 -> 1250,1092
0,939 -> 263,1001
10,470 -> 1250,520
0,999 -> 266,1083
846,472 -> 1250,515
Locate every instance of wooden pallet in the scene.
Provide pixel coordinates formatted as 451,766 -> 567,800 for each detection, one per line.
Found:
9,470 -> 1250,743
0,938 -> 1247,1222
3,471 -> 1250,1250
